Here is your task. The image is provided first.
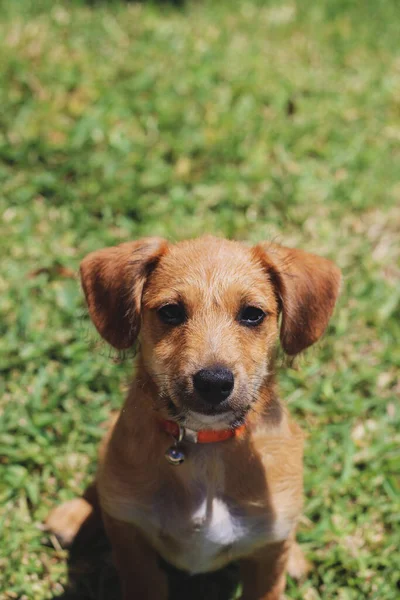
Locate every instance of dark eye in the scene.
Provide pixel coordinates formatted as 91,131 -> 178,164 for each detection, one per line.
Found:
239,306 -> 266,327
158,303 -> 186,326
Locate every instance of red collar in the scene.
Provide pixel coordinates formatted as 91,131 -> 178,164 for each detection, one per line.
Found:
160,419 -> 246,444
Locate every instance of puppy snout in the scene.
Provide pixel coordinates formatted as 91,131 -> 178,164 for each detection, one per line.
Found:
192,366 -> 234,405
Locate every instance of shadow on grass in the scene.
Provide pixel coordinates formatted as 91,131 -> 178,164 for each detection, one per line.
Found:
51,514 -> 240,600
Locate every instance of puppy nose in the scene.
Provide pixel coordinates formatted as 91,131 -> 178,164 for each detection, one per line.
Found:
193,367 -> 234,404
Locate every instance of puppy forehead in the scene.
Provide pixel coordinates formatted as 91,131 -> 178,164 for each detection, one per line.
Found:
143,237 -> 273,307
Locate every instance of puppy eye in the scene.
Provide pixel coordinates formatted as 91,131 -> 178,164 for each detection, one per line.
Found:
239,306 -> 266,327
158,303 -> 186,326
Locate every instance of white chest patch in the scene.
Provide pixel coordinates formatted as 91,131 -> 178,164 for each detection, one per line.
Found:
192,497 -> 239,544
186,497 -> 243,571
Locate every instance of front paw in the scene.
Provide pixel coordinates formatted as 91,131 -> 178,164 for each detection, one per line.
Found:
287,542 -> 310,580
45,498 -> 93,547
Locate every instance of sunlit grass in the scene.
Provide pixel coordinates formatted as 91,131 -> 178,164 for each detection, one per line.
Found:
1,1 -> 399,598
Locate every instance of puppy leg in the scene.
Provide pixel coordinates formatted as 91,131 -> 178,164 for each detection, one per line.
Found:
239,540 -> 291,600
104,514 -> 168,600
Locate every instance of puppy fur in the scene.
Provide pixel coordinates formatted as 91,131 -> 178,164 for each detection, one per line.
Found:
47,236 -> 341,600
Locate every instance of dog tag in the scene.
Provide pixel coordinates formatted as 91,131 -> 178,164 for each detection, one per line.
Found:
165,445 -> 185,465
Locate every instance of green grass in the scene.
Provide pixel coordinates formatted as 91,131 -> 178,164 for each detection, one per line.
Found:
1,0 -> 399,598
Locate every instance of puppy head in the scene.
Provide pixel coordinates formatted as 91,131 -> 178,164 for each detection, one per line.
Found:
80,236 -> 341,429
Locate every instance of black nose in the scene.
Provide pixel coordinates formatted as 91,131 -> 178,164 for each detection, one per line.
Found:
192,367 -> 234,404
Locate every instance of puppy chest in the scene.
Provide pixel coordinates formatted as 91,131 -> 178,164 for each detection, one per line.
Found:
141,496 -> 271,574
102,479 -> 297,574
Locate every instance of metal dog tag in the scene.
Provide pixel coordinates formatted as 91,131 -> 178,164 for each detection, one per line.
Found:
165,445 -> 185,465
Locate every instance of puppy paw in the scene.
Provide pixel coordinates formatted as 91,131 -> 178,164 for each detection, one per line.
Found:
45,498 -> 93,547
287,542 -> 310,580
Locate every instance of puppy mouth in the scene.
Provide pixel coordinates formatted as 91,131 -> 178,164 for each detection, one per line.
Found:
166,396 -> 231,418
190,404 -> 231,416
166,397 -> 251,429
186,410 -> 234,431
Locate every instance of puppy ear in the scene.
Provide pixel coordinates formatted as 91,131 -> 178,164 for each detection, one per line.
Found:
80,238 -> 168,349
253,243 -> 342,355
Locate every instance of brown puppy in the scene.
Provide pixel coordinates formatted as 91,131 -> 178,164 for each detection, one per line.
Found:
47,236 -> 341,600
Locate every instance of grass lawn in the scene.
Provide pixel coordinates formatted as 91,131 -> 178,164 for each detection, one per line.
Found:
1,0 -> 399,598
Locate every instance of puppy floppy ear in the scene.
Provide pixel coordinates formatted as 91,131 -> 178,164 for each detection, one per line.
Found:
80,238 -> 168,349
253,243 -> 342,355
